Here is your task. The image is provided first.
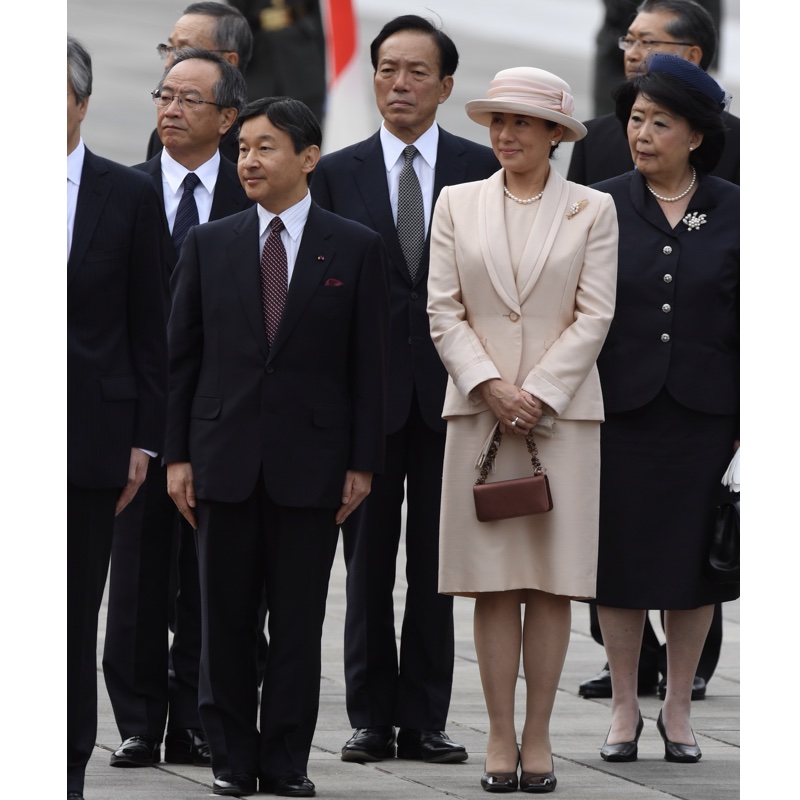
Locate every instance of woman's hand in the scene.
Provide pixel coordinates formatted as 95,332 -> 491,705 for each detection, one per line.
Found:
477,379 -> 543,435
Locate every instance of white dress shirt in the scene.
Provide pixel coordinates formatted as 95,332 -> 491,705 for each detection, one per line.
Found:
380,121 -> 439,238
256,191 -> 312,284
160,148 -> 221,230
67,138 -> 86,259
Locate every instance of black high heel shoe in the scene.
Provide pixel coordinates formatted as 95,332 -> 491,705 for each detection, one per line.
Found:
600,711 -> 644,762
519,760 -> 556,794
656,710 -> 702,763
481,752 -> 519,793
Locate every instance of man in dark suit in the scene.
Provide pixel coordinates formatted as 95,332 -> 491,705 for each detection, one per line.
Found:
310,15 -> 499,764
165,96 -> 390,798
569,0 -> 739,186
146,2 -> 253,163
102,49 -> 252,771
67,35 -> 167,800
566,0 -> 737,702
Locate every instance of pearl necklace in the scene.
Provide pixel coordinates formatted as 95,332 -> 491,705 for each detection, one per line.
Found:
646,166 -> 696,202
504,185 -> 544,205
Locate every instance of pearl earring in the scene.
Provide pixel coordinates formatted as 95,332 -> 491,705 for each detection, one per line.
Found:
550,140 -> 557,146
689,146 -> 694,151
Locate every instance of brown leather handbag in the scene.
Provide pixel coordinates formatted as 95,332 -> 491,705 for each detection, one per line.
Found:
473,427 -> 553,522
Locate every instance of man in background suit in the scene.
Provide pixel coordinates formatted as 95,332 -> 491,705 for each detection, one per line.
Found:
165,96 -> 390,797
67,35 -> 167,800
567,0 -> 737,702
311,14 -> 499,764
146,2 -> 253,163
103,49 -> 252,771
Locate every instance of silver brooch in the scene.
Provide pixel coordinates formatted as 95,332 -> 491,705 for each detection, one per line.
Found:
682,212 -> 707,232
566,199 -> 588,219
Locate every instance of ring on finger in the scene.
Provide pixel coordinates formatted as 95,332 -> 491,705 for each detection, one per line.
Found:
511,416 -> 519,427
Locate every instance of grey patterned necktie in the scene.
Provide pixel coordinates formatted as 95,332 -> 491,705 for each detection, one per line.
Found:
396,145 -> 425,282
171,172 -> 200,255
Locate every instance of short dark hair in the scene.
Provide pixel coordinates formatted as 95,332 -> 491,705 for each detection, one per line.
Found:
159,48 -> 247,112
370,14 -> 459,79
613,69 -> 726,172
182,2 -> 253,71
636,0 -> 717,70
239,97 -> 321,183
67,35 -> 92,102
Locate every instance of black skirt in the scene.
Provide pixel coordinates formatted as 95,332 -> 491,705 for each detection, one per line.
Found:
595,389 -> 740,609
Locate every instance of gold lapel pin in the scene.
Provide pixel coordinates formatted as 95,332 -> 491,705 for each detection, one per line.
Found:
566,199 -> 589,219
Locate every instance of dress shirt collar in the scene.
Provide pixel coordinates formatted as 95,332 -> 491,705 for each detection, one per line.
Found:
380,122 -> 439,172
67,137 -> 86,186
257,191 -> 311,244
160,148 -> 220,195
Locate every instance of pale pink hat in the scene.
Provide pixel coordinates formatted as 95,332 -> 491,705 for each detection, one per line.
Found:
466,66 -> 587,142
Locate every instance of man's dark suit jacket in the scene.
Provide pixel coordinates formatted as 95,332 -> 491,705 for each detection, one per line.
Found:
310,128 -> 500,435
164,203 -> 390,502
68,148 -> 167,487
147,126 -> 241,164
567,110 -> 740,186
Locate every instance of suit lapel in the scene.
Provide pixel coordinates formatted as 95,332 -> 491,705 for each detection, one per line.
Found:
68,150 -> 111,286
227,207 -> 269,359
268,204 -> 333,359
210,158 -> 250,221
477,171 -> 519,310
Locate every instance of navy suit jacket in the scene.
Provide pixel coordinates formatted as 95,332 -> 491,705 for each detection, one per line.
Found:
568,110 -> 740,186
310,127 -> 499,434
68,148 -> 167,488
164,203 -> 390,507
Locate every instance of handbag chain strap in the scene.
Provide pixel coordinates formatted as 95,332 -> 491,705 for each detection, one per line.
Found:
475,427 -> 544,485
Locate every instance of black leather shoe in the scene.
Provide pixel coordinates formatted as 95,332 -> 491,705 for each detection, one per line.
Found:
261,775 -> 316,797
213,774 -> 257,796
67,792 -> 84,800
164,727 -> 212,766
519,765 -> 557,793
341,727 -> 396,762
600,711 -> 644,762
656,710 -> 702,763
579,664 -> 658,698
109,735 -> 161,767
396,729 -> 468,763
480,754 -> 519,793
658,675 -> 707,701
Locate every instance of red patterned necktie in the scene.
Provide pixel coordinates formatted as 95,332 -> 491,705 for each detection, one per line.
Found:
260,216 -> 287,346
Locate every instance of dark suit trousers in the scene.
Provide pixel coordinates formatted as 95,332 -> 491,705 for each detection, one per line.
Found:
343,394 -> 454,729
196,480 -> 339,780
67,482 -> 118,794
588,602 -> 723,681
103,459 -> 203,738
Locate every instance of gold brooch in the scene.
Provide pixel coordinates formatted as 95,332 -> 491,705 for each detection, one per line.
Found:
566,199 -> 588,219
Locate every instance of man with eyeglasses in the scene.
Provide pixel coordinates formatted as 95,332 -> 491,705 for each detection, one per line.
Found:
146,2 -> 253,164
568,0 -> 739,185
103,48 -> 254,772
567,0 -> 739,704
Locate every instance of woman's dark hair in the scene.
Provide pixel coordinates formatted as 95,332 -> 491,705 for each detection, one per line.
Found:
613,70 -> 726,173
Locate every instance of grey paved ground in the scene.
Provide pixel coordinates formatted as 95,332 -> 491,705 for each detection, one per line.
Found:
65,2 -> 741,798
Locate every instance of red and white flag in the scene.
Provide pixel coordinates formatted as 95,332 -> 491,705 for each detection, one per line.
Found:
320,0 -> 374,153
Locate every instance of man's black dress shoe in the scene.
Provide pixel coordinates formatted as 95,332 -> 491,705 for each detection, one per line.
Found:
600,711 -> 644,762
164,727 -> 212,766
341,727 -> 396,762
656,710 -> 702,763
658,675 -> 707,701
261,775 -> 316,797
579,664 -> 658,698
396,729 -> 468,763
109,735 -> 161,767
212,774 -> 257,796
67,792 -> 84,800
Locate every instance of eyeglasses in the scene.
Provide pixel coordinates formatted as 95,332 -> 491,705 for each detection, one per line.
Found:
618,36 -> 695,52
151,90 -> 222,111
156,43 -> 231,60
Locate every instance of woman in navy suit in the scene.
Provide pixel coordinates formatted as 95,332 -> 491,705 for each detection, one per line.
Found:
591,54 -> 739,765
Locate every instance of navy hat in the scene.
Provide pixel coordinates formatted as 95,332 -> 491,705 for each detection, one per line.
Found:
644,54 -> 727,110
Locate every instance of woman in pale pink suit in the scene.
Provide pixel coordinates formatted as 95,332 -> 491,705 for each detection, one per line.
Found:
427,67 -> 618,794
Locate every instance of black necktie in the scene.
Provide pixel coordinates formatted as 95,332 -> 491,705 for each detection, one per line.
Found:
172,172 -> 201,255
260,216 -> 288,346
397,145 -> 425,282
